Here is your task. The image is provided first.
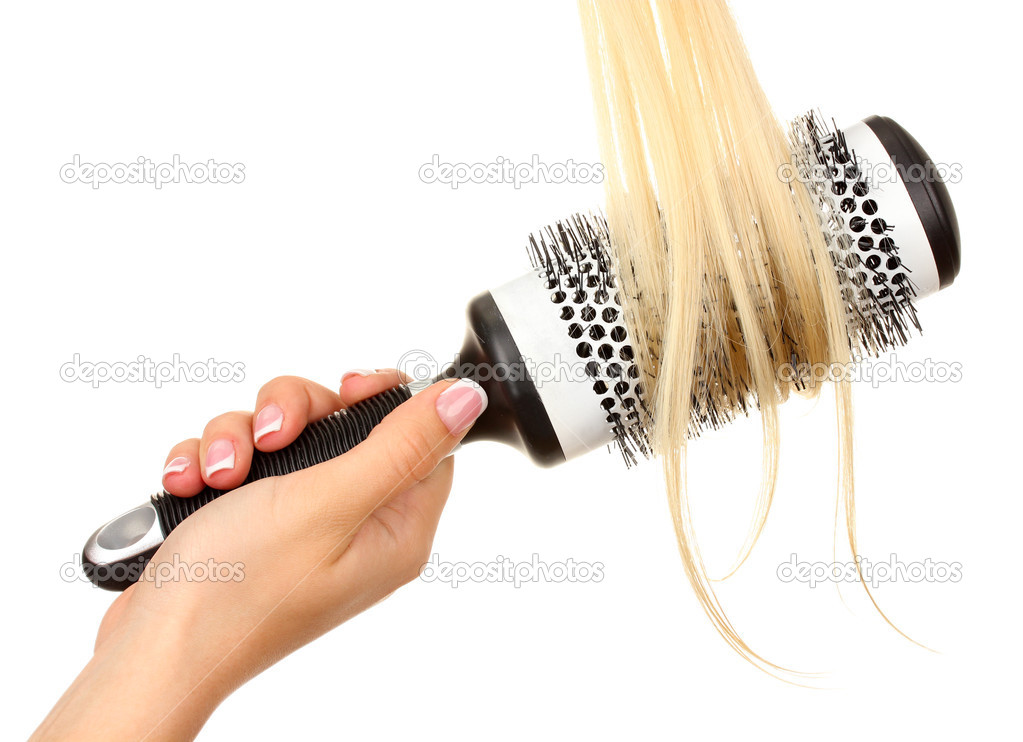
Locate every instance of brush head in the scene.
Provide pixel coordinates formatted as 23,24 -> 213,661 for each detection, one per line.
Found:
790,113 -> 961,354
861,115 -> 961,289
456,114 -> 960,465
451,215 -> 646,466
519,215 -> 648,462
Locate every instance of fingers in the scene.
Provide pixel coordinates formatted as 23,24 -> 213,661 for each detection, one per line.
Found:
286,378 -> 487,527
161,371 -> 430,500
199,411 -> 255,490
338,368 -> 408,408
163,409 -> 256,495
252,376 -> 345,452
162,440 -> 203,496
163,375 -> 346,495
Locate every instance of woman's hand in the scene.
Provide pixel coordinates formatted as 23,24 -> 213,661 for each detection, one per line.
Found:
33,371 -> 487,742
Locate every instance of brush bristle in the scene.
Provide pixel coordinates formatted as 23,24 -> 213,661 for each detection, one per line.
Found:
789,112 -> 922,356
526,213 -> 651,465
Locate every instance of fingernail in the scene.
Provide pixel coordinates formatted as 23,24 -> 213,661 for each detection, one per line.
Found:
436,379 -> 488,435
340,368 -> 375,385
253,403 -> 284,442
205,439 -> 236,477
163,456 -> 190,478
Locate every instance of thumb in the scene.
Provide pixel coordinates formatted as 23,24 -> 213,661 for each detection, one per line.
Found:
285,378 -> 487,524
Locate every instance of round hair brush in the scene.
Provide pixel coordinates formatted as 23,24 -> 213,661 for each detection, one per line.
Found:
82,114 -> 961,590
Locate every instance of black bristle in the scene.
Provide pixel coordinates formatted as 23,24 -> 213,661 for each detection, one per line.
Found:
790,112 -> 922,358
527,213 -> 651,465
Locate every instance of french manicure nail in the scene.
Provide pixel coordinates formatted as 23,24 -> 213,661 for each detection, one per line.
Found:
340,368 -> 375,385
436,379 -> 488,435
163,456 -> 190,477
205,439 -> 236,477
253,403 -> 284,442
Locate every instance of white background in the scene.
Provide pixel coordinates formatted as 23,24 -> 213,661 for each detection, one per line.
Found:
1,1 -> 1018,739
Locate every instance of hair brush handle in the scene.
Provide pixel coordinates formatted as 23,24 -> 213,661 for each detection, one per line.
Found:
151,385 -> 413,534
82,385 -> 414,590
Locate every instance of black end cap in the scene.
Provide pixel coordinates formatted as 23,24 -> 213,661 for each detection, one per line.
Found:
442,290 -> 566,468
863,115 -> 961,288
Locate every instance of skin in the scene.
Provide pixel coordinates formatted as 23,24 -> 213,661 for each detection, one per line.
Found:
33,371 -> 480,741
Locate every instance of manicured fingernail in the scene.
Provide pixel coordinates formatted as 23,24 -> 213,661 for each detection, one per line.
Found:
340,369 -> 374,385
253,403 -> 284,442
205,439 -> 235,477
436,379 -> 488,434
163,456 -> 190,478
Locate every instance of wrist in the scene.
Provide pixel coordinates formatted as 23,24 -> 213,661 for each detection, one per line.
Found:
32,612 -> 232,742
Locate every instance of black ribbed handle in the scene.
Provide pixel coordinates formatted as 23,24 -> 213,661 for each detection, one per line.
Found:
151,385 -> 413,534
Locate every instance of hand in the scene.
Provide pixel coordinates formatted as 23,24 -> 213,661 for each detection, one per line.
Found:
33,371 -> 487,742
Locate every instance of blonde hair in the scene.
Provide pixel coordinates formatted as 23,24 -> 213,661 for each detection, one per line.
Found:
578,0 -> 912,675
